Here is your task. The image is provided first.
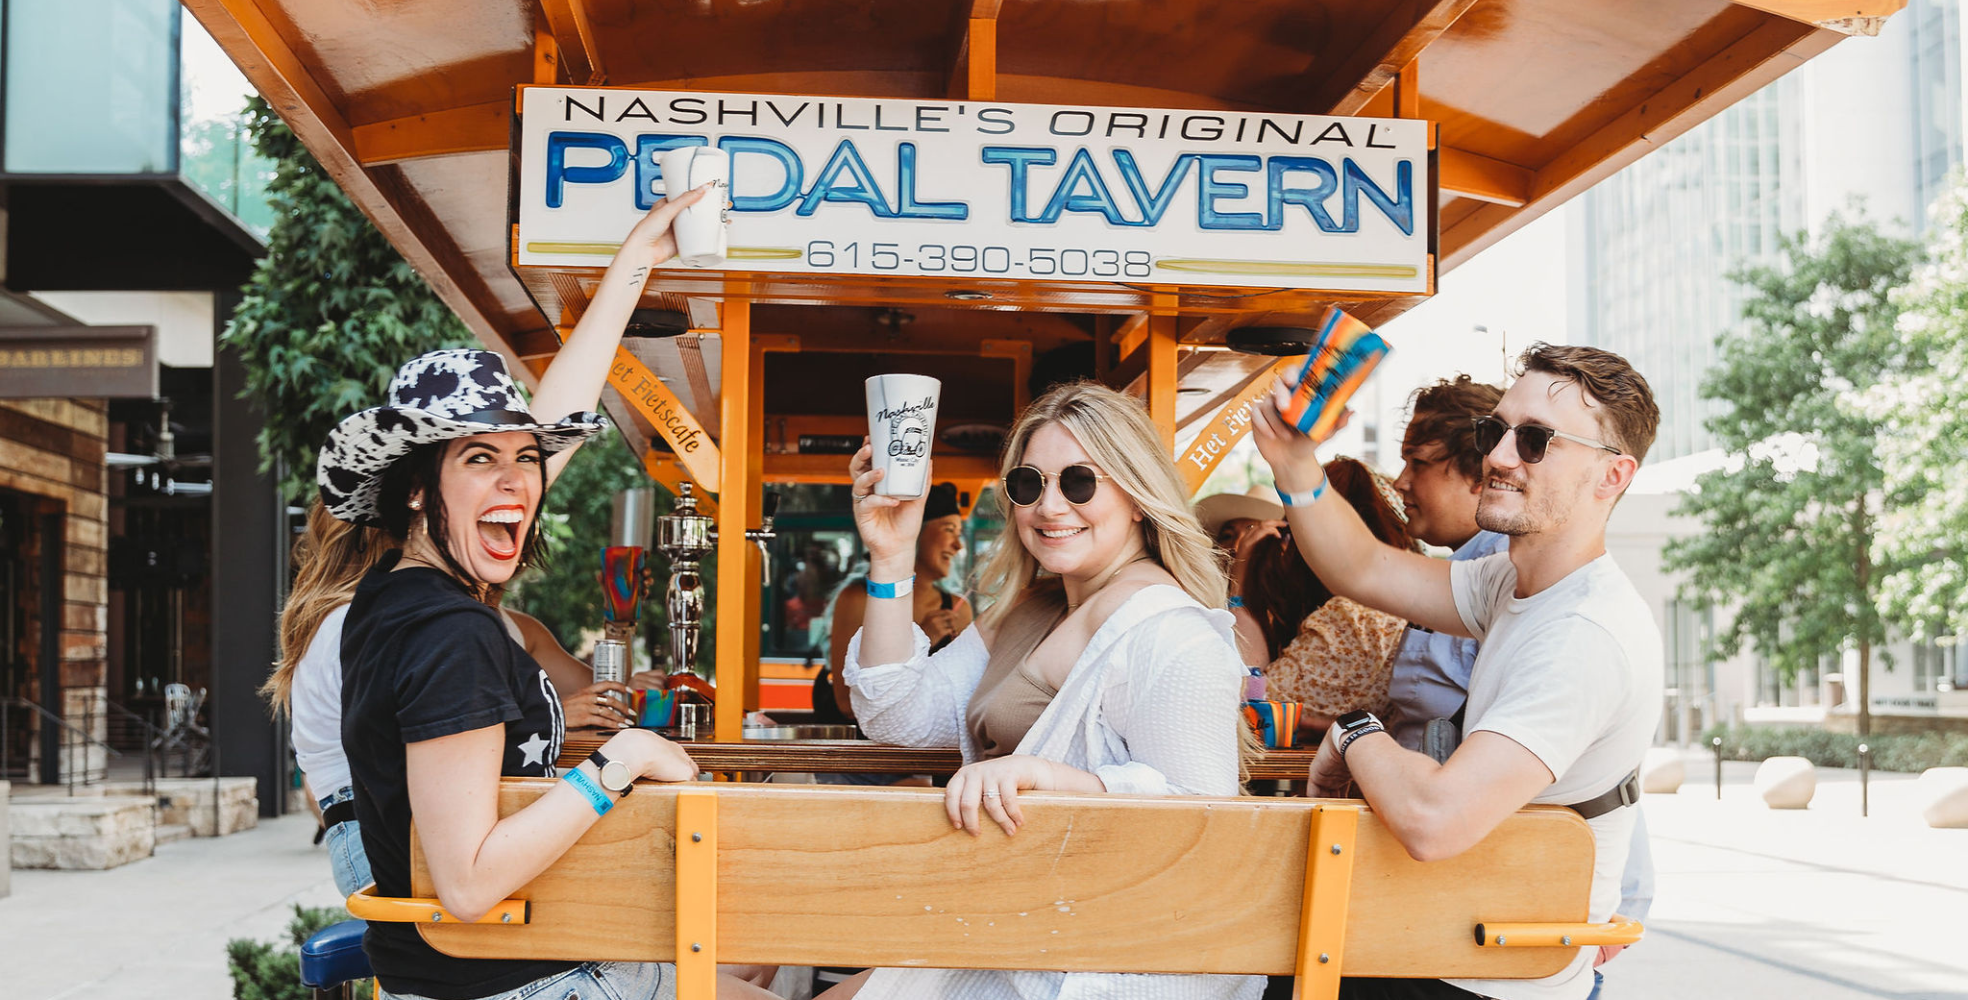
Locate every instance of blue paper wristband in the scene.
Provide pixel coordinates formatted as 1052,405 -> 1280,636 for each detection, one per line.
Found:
1276,477 -> 1328,508
563,766 -> 614,817
865,577 -> 915,599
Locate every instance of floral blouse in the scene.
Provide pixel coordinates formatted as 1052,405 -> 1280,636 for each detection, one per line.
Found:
1263,596 -> 1407,717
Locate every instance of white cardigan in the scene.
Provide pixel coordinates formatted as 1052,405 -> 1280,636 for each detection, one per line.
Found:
843,584 -> 1264,1000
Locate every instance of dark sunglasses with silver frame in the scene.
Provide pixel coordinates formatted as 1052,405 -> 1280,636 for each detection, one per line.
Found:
1471,414 -> 1622,465
1003,464 -> 1112,507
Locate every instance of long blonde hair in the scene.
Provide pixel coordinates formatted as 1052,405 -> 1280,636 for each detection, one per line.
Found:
977,381 -> 1228,628
261,500 -> 389,713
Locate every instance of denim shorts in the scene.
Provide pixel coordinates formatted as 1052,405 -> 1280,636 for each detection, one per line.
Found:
379,961 -> 673,1000
319,786 -> 373,898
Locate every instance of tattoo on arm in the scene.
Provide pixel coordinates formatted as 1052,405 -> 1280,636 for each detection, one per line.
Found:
625,265 -> 650,287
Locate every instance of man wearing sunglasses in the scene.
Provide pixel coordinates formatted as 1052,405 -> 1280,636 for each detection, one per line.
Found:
1388,375 -> 1653,1000
1252,344 -> 1664,1000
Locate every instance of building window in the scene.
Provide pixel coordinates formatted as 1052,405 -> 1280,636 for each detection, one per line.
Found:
1912,627 -> 1960,693
4,0 -> 179,174
1664,600 -> 1715,740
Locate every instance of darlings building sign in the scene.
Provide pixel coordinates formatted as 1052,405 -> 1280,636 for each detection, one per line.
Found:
514,87 -> 1433,295
0,325 -> 157,399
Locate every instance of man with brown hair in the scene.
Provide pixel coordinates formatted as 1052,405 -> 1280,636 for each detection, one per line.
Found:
1385,375 -> 1507,752
1253,344 -> 1664,1000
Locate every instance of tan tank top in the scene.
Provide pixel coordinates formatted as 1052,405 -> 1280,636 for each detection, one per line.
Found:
965,583 -> 1070,760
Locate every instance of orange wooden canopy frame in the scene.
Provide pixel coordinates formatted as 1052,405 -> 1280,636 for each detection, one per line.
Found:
183,0 -> 1902,740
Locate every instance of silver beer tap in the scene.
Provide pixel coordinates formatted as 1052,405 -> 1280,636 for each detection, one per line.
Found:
751,490 -> 779,584
657,483 -> 714,676
655,483 -> 779,675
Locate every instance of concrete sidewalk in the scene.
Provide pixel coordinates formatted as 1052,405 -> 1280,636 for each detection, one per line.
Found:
1608,756 -> 1968,999
1,811 -> 343,1000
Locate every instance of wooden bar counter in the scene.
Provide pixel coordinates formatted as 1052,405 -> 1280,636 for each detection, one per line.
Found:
560,734 -> 1317,782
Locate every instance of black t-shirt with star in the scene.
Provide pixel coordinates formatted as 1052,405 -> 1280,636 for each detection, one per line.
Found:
341,551 -> 571,999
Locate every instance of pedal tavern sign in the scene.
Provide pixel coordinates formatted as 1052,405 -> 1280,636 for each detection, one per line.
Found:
514,87 -> 1433,295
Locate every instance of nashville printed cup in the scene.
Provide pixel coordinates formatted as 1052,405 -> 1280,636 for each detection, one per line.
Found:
658,146 -> 730,267
865,374 -> 942,498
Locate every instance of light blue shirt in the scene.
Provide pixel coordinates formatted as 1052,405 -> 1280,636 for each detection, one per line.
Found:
1385,530 -> 1507,751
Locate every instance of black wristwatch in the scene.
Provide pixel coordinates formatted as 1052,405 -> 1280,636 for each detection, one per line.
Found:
1331,710 -> 1385,758
587,750 -> 634,797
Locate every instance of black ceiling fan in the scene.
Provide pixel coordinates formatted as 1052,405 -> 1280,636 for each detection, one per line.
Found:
107,399 -> 212,495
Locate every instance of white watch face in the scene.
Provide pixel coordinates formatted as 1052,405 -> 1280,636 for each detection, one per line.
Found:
599,759 -> 633,793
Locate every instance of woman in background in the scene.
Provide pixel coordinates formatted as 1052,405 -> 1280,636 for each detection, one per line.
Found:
817,481 -> 972,723
1232,457 -> 1419,734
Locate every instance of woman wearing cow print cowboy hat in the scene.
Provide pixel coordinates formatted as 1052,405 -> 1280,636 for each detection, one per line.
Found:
323,186 -> 774,1000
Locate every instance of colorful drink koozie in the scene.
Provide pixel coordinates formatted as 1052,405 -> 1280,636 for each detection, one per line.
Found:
1242,700 -> 1303,749
601,545 -> 645,624
636,688 -> 677,728
1280,306 -> 1391,440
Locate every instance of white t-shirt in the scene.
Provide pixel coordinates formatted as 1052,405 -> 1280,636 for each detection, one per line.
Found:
291,603 -> 531,802
1445,552 -> 1663,1000
291,604 -> 352,801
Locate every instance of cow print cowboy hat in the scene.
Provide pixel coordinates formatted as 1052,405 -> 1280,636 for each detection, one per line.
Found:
317,349 -> 607,525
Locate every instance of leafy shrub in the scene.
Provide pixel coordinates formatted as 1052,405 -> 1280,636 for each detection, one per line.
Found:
1699,725 -> 1968,773
226,904 -> 371,1000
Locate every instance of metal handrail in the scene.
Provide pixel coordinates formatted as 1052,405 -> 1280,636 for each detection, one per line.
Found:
103,697 -> 166,795
1,695 -> 122,796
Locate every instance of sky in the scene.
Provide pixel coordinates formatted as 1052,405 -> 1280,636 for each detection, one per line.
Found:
1200,204 -> 1574,496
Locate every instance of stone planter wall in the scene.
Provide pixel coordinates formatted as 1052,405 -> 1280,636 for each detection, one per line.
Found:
102,776 -> 257,836
10,796 -> 154,870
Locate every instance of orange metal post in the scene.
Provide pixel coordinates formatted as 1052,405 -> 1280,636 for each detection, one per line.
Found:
968,17 -> 998,101
1393,61 -> 1420,119
742,316 -> 766,714
1147,314 -> 1179,451
674,788 -> 719,1000
1292,803 -> 1360,1000
714,300 -> 753,745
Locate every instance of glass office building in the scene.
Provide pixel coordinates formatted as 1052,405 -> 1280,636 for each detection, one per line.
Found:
1570,84 -> 1808,463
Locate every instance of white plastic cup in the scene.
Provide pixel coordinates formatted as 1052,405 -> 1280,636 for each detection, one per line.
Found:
659,146 -> 729,266
865,374 -> 942,498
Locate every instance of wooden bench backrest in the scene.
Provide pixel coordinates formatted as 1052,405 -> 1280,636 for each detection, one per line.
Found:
414,781 -> 1594,980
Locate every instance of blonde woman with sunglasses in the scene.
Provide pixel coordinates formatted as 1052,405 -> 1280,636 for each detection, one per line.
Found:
832,380 -> 1259,1000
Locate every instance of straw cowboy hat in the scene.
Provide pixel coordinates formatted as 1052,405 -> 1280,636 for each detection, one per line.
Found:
1193,488 -> 1286,537
317,349 -> 606,525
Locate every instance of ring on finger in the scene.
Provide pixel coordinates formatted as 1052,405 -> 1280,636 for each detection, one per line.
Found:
982,789 -> 1001,798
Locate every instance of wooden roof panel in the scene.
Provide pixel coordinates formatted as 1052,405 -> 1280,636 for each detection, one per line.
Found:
994,0 -> 1339,111
395,153 -> 510,258
1425,0 -> 1768,167
583,0 -> 963,82
183,0 -> 1882,425
259,0 -> 533,125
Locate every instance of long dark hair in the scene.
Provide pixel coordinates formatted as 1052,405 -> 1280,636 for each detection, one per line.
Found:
375,439 -> 552,602
1243,457 -> 1419,661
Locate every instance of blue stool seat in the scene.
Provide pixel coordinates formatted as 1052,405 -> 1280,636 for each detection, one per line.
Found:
301,919 -> 372,991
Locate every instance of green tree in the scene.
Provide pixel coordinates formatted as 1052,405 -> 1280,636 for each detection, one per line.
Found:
1862,178 -> 1968,663
223,95 -> 469,502
1663,213 -> 1921,737
220,98 -> 713,666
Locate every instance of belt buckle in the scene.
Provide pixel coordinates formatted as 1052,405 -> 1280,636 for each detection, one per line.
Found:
1616,771 -> 1640,808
